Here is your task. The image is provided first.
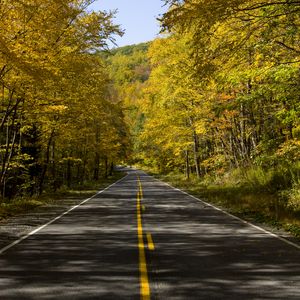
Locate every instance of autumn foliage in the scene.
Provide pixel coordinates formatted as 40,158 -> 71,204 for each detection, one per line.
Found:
0,0 -> 128,199
1,0 -> 299,210
106,1 -> 299,218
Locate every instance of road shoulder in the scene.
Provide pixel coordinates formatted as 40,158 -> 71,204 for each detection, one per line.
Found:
0,173 -> 126,252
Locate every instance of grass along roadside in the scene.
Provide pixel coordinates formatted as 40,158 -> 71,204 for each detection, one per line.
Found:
0,171 -> 125,222
155,171 -> 300,240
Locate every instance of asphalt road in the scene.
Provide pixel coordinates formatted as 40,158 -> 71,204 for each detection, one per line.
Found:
0,168 -> 299,299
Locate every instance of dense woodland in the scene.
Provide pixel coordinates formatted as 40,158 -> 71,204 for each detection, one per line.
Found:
0,0 -> 300,224
0,0 -> 129,199
106,0 -> 300,224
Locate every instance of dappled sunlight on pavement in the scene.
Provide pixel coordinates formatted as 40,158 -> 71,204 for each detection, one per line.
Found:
0,169 -> 299,299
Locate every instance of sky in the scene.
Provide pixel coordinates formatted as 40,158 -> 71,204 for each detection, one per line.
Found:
88,0 -> 168,47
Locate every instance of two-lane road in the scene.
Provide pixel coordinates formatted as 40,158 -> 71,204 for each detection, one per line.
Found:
0,168 -> 299,299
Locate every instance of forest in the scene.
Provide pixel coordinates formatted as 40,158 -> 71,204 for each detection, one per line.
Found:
0,1 -> 299,234
107,0 -> 300,235
0,0 -> 129,200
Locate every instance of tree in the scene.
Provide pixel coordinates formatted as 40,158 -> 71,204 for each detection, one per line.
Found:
123,0 -> 300,178
0,0 -> 126,199
104,43 -> 151,165
134,35 -> 213,176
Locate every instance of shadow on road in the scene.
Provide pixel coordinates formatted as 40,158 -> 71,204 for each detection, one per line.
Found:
0,176 -> 139,300
139,173 -> 300,300
0,170 -> 299,300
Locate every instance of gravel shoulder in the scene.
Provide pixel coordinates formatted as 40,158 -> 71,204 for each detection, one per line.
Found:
0,172 -> 126,251
0,195 -> 94,250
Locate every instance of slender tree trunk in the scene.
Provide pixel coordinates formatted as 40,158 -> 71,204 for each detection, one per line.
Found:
67,158 -> 71,188
0,117 -> 11,185
93,124 -> 100,181
82,158 -> 87,182
50,141 -> 57,191
0,102 -> 19,190
188,114 -> 201,178
93,152 -> 100,180
104,156 -> 108,179
82,136 -> 88,182
240,103 -> 247,160
109,161 -> 114,176
185,150 -> 190,179
192,130 -> 201,178
76,164 -> 81,184
0,126 -> 17,191
38,130 -> 55,195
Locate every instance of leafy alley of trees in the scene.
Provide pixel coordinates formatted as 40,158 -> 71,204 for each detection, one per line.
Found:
1,0 -> 300,222
143,0 -> 300,176
0,0 -> 129,200
107,0 -> 300,217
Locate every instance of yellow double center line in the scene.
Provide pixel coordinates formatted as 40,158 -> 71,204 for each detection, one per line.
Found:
137,175 -> 153,300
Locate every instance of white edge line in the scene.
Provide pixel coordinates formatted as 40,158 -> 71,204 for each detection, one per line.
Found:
151,176 -> 300,250
0,174 -> 129,255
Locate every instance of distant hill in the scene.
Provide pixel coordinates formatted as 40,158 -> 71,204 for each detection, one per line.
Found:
105,42 -> 151,85
110,42 -> 150,56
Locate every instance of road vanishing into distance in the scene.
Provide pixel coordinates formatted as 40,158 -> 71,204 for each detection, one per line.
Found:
0,168 -> 299,299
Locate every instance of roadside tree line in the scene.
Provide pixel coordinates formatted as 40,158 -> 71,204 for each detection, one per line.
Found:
137,0 -> 299,182
0,0 -> 128,199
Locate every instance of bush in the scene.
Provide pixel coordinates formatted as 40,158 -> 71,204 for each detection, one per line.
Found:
244,167 -> 274,188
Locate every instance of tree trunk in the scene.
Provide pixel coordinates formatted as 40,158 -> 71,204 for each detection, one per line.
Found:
67,158 -> 71,188
0,103 -> 19,192
185,150 -> 190,179
50,141 -> 57,191
104,156 -> 108,179
109,161 -> 114,176
192,130 -> 201,178
38,130 -> 55,195
93,152 -> 100,180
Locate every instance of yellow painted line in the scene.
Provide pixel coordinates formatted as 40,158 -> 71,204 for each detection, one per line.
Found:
146,233 -> 155,251
137,176 -> 150,300
139,181 -> 143,198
